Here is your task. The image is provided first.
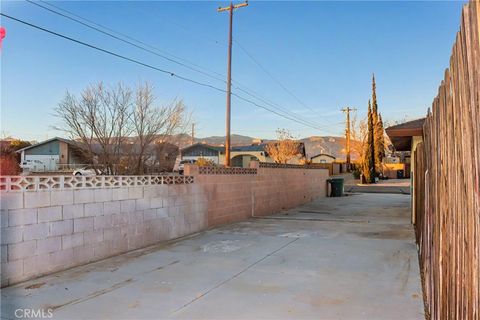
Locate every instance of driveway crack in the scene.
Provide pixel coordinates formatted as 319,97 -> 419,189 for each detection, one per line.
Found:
171,237 -> 299,315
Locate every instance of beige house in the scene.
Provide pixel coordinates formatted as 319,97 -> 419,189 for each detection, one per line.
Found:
385,118 -> 425,179
229,142 -> 307,167
229,144 -> 273,167
179,143 -> 268,167
310,153 -> 336,164
181,142 -> 306,168
385,117 -> 425,223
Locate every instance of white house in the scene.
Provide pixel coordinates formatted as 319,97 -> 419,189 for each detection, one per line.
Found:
310,153 -> 336,164
17,137 -> 85,172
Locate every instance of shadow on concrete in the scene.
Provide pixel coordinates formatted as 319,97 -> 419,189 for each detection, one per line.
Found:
1,194 -> 423,320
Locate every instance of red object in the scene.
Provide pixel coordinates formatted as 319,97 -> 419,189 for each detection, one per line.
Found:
0,27 -> 6,49
0,156 -> 20,175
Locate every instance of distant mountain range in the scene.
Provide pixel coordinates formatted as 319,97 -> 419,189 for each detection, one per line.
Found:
176,134 -> 359,161
4,133 -> 358,161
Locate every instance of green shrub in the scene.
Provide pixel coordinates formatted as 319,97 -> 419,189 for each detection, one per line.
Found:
352,169 -> 361,179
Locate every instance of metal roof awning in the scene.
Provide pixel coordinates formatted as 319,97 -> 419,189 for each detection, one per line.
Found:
385,118 -> 425,151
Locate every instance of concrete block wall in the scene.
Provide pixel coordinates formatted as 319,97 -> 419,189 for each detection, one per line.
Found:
187,165 -> 329,227
1,168 -> 328,286
196,174 -> 256,227
253,167 -> 328,217
0,184 -> 207,287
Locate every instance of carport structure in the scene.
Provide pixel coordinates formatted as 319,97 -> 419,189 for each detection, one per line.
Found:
1,193 -> 424,320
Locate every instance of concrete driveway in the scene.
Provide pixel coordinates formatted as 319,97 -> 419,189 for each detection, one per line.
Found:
1,193 -> 424,320
344,178 -> 411,195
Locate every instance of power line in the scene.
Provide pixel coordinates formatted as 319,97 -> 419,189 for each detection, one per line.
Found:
234,39 -> 322,117
0,12 -> 337,133
26,0 -> 227,83
147,7 -> 228,48
149,4 -> 331,123
232,92 -> 339,131
112,2 -> 331,122
232,85 -> 320,127
36,0 -> 227,81
233,122 -> 345,133
25,0 -> 326,131
234,90 -> 332,129
126,3 -> 324,124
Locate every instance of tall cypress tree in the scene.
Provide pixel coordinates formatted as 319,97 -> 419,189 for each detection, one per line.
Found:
371,74 -> 383,172
377,113 -> 385,160
363,100 -> 375,184
371,74 -> 378,117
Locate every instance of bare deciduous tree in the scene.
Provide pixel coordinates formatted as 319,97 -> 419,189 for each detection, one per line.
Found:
349,113 -> 368,165
131,83 -> 189,174
55,83 -> 132,174
55,82 -> 189,175
265,129 -> 303,164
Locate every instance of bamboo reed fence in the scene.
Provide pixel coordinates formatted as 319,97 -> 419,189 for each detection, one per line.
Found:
414,1 -> 479,319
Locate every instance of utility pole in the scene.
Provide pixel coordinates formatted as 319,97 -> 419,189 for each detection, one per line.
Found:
191,123 -> 195,145
341,107 -> 356,167
218,1 -> 248,166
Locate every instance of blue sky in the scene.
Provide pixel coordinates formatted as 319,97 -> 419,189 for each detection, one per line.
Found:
1,0 -> 465,141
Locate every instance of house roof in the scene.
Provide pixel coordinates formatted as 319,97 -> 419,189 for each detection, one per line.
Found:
231,144 -> 267,152
181,143 -> 224,153
385,118 -> 425,136
385,118 -> 425,151
311,153 -> 336,160
181,141 -> 306,157
16,137 -> 78,153
16,137 -> 179,159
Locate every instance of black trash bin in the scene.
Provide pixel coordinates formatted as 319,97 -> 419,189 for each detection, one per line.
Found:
327,177 -> 344,197
397,170 -> 404,179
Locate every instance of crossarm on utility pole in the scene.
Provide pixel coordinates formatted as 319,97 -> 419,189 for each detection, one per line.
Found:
217,2 -> 248,12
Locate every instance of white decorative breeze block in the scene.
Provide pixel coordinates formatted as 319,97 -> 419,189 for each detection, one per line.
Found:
0,175 -> 194,192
